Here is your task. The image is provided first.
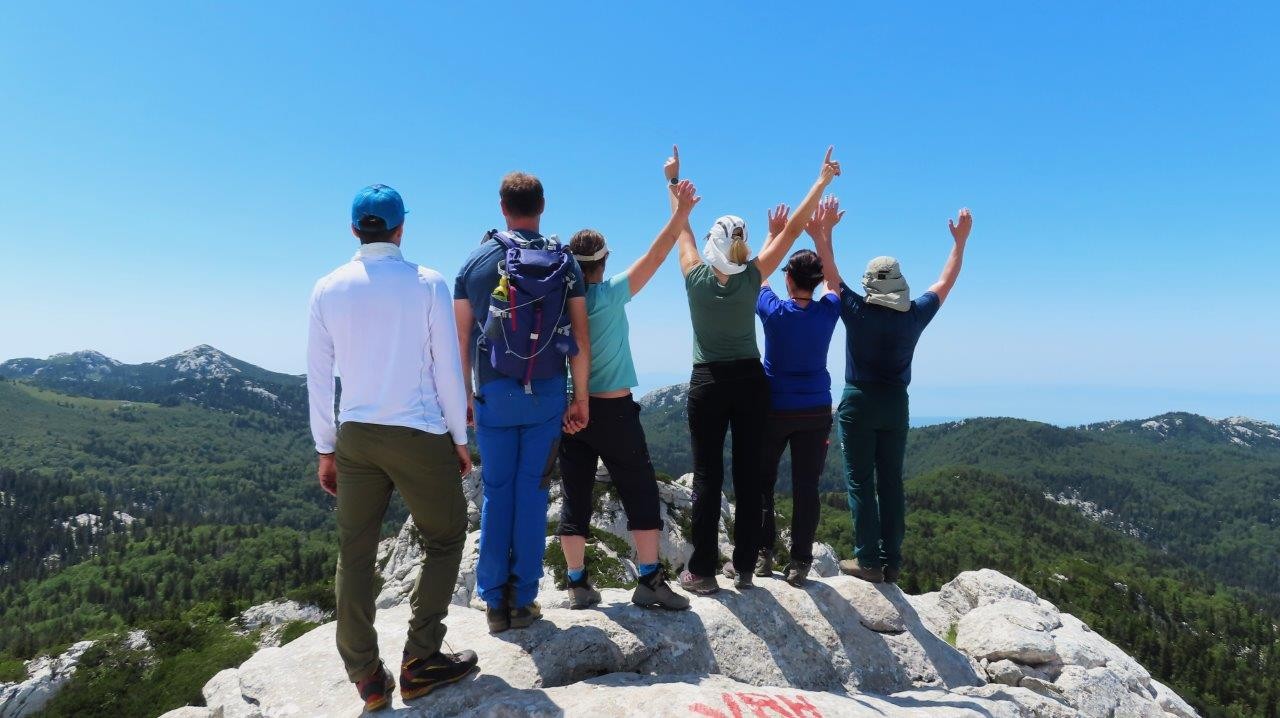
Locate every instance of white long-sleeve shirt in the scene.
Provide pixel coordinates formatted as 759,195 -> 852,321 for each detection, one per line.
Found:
307,242 -> 469,453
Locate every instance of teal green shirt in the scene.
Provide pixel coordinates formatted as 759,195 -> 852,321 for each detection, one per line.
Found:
685,260 -> 762,364
585,274 -> 639,393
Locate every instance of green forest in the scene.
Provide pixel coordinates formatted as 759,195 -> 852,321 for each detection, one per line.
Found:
2,373 -> 1279,717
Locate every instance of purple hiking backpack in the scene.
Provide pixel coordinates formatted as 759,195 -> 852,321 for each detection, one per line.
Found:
480,230 -> 579,392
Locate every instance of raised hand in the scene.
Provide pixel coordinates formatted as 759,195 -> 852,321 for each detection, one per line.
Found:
664,145 -> 680,181
767,203 -> 791,237
818,146 -> 842,184
821,195 -> 845,232
948,207 -> 973,244
805,202 -> 830,240
673,179 -> 700,217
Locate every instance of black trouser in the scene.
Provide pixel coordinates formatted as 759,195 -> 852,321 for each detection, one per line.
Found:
686,359 -> 770,577
558,395 -> 663,536
758,406 -> 833,564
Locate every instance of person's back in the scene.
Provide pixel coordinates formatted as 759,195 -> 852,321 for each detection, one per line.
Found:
306,184 -> 477,712
758,285 -> 840,410
314,249 -> 458,430
839,289 -> 939,387
685,259 -> 762,364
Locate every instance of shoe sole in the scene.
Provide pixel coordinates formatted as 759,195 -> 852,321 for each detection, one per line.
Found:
679,584 -> 720,595
509,616 -> 541,629
569,597 -> 601,610
632,598 -> 692,611
487,623 -> 510,634
400,664 -> 479,701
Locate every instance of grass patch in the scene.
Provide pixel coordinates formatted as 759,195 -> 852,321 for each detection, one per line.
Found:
279,620 -> 319,646
944,623 -> 958,646
0,656 -> 27,682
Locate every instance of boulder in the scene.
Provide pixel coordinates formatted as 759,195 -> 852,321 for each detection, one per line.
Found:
954,599 -> 1061,664
181,574 -> 984,717
0,641 -> 94,718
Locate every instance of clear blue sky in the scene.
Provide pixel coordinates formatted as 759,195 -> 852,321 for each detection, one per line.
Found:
2,2 -> 1277,424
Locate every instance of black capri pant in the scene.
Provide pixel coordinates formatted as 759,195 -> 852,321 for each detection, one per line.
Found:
557,395 -> 663,536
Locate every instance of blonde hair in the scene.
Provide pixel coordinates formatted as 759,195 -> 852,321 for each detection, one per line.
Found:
728,227 -> 749,264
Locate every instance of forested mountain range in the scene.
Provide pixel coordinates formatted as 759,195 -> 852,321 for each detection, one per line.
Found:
2,352 -> 1279,715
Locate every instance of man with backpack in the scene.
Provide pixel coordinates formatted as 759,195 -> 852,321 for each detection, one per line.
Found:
454,171 -> 591,633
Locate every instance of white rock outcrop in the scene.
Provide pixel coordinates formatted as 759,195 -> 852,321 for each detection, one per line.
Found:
237,599 -> 330,647
907,571 -> 1200,717
0,641 -> 94,718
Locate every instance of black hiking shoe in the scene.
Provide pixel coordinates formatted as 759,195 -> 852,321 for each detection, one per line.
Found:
839,559 -> 884,583
785,561 -> 811,587
883,565 -> 901,584
722,561 -> 754,589
355,662 -> 394,712
678,570 -> 720,595
632,568 -> 691,610
754,550 -> 774,578
400,649 -> 478,701
509,601 -> 542,629
567,573 -> 602,610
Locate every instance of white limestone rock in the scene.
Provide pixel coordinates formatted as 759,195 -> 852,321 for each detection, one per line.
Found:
809,542 -> 841,578
0,641 -> 95,718
955,598 -> 1061,664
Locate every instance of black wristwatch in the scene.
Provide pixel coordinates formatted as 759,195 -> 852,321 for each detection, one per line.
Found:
669,176 -> 679,186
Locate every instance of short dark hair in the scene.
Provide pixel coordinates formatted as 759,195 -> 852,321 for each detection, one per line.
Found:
500,172 -> 545,217
784,249 -> 824,292
354,214 -> 398,244
569,229 -> 608,276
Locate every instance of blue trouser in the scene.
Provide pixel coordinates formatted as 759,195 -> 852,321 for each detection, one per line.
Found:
474,377 -> 566,609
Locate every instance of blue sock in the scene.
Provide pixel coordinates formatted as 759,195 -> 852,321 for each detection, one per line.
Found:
567,567 -> 586,583
638,562 -> 660,577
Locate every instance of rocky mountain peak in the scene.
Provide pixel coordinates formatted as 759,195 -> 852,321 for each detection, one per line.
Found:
151,345 -> 241,379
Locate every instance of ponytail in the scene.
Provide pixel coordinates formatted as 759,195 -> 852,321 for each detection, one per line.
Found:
729,237 -> 749,265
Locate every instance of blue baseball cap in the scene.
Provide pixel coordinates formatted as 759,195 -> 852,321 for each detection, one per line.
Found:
351,184 -> 407,230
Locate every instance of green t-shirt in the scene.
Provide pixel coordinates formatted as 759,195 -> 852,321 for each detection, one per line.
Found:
685,260 -> 762,364
585,274 -> 638,393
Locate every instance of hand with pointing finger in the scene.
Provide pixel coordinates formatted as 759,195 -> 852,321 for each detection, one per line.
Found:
818,146 -> 841,184
664,145 -> 680,181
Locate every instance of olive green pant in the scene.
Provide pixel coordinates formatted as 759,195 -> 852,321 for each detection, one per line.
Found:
334,422 -> 467,682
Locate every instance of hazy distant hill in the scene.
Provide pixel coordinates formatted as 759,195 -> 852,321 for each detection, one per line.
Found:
0,345 -> 306,419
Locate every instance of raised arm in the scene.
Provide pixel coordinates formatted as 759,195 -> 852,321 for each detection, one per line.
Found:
928,208 -> 973,305
627,179 -> 701,296
666,146 -> 702,276
807,195 -> 846,293
758,203 -> 790,287
756,146 -> 841,277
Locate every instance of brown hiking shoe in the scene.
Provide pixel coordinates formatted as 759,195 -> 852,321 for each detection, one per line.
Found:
722,561 -> 754,589
508,601 -> 542,629
785,561 -> 811,587
884,565 -> 902,584
678,570 -> 720,595
839,559 -> 884,583
754,550 -> 774,578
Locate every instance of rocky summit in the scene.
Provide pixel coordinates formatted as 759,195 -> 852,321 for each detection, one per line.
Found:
149,463 -> 1198,718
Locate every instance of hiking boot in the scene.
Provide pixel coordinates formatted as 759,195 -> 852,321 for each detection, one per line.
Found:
784,561 -> 811,587
632,568 -> 691,610
678,570 -> 720,595
400,649 -> 479,701
486,604 -> 510,634
567,572 -> 602,610
355,662 -> 394,712
754,550 -> 774,578
508,601 -> 542,629
883,565 -> 901,584
839,559 -> 884,583
722,561 -> 754,589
